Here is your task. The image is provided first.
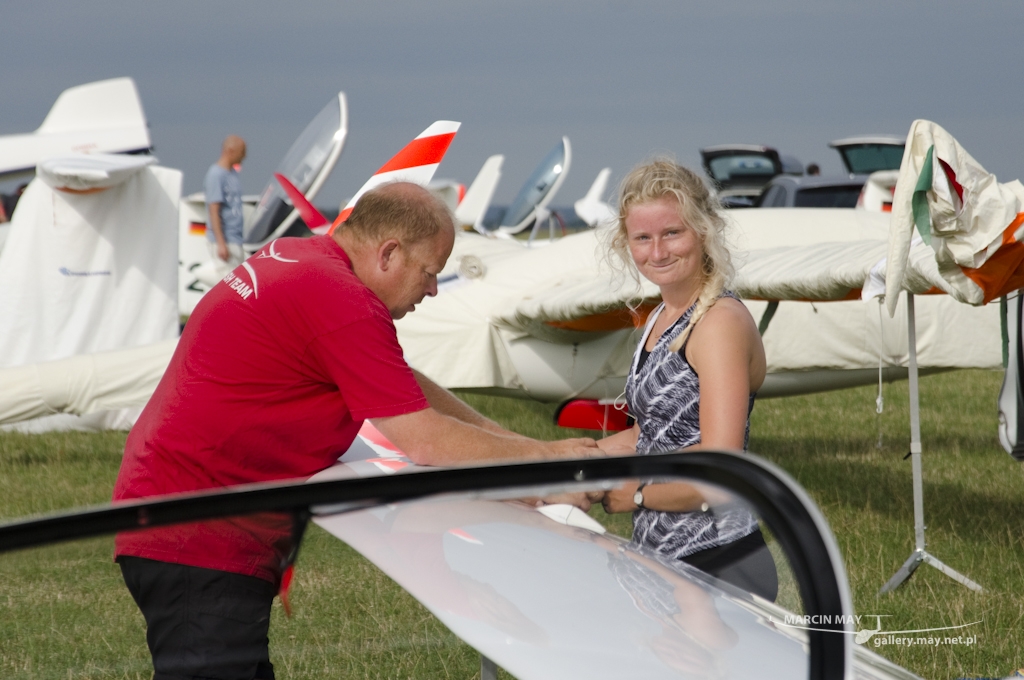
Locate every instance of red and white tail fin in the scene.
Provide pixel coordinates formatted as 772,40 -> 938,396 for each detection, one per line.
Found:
318,120 -> 461,235
274,173 -> 330,231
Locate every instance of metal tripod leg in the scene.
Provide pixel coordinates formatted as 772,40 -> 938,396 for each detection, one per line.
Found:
878,294 -> 983,595
879,549 -> 982,594
878,549 -> 924,594
922,552 -> 983,591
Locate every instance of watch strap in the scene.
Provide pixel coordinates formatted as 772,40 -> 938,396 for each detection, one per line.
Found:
633,482 -> 648,509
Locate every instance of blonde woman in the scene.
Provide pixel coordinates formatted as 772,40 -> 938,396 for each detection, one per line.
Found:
598,159 -> 776,600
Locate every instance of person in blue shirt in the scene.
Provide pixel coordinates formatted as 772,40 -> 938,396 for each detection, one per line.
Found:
204,135 -> 247,277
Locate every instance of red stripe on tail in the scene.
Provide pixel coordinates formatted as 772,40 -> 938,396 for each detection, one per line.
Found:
377,133 -> 456,174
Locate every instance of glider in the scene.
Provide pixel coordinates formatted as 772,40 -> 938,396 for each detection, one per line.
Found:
0,443 -> 911,679
269,119 -> 461,237
0,78 -> 151,182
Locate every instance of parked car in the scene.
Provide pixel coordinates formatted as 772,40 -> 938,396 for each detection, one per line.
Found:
754,135 -> 905,209
755,174 -> 868,208
700,144 -> 803,208
828,135 -> 905,175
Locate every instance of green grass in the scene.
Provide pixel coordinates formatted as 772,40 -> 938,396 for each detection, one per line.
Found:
1,370 -> 1022,678
750,370 -> 1024,678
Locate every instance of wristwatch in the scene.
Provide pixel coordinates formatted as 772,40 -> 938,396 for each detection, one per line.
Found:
633,483 -> 648,509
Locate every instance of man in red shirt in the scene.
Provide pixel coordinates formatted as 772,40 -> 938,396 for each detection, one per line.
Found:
113,182 -> 599,679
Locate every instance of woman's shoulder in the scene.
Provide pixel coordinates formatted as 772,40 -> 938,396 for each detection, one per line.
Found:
688,295 -> 759,350
702,294 -> 753,326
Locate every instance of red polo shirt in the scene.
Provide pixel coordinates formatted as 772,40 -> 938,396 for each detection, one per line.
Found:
113,235 -> 428,583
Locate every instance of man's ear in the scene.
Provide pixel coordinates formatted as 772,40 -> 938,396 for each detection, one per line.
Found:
377,239 -> 401,271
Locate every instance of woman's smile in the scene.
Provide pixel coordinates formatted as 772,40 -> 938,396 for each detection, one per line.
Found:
624,196 -> 704,291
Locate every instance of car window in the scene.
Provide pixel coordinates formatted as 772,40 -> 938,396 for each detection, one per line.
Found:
793,186 -> 862,208
708,155 -> 777,185
837,144 -> 904,174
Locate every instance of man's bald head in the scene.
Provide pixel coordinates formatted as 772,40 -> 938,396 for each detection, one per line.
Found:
220,135 -> 247,167
339,182 -> 454,247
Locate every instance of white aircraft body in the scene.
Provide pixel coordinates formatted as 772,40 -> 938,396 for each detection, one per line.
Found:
296,424 -> 914,679
393,208 -> 1000,405
0,78 -> 151,182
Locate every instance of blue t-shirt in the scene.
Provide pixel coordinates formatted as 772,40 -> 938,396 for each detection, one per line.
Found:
204,164 -> 244,244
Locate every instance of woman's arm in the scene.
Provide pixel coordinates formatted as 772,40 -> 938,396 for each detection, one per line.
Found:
685,297 -> 765,451
602,298 -> 766,514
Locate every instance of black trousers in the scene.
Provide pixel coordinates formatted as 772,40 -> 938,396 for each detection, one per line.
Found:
119,556 -> 277,680
679,529 -> 779,602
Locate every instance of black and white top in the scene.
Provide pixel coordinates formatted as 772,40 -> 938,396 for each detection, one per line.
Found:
626,295 -> 758,559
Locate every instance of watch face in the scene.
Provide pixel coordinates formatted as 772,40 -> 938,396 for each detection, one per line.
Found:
633,490 -> 643,507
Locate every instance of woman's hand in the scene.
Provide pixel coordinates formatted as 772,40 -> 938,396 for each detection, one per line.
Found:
602,481 -> 641,513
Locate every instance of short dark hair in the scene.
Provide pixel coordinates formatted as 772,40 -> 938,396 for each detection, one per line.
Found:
343,182 -> 453,245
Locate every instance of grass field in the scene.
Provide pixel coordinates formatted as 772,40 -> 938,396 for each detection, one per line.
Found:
1,369 -> 1022,678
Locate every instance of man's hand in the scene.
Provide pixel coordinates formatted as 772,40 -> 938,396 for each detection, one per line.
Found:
602,481 -> 640,514
597,424 -> 639,455
216,241 -> 230,262
544,437 -> 603,459
526,490 -> 605,512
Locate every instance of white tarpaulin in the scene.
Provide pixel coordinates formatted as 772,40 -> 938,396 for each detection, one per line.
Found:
395,208 -> 1000,401
0,153 -> 181,368
0,339 -> 175,426
885,119 -> 1024,313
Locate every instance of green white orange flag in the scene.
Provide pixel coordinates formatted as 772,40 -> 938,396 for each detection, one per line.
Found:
885,119 -> 1024,315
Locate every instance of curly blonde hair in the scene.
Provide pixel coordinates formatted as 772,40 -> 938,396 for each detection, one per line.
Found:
610,158 -> 734,352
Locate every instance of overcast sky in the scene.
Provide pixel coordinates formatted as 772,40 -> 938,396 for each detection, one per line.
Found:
3,1 -> 1022,207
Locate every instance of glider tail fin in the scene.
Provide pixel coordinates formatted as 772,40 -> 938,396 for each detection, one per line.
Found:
37,78 -> 149,140
324,120 -> 461,235
574,167 -> 615,228
455,154 -> 503,234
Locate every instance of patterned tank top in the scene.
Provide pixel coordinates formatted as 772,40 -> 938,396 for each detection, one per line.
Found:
626,293 -> 758,559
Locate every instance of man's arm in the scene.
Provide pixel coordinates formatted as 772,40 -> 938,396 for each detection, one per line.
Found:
410,368 -> 523,437
597,424 -> 639,455
207,202 -> 229,261
371,407 -> 600,467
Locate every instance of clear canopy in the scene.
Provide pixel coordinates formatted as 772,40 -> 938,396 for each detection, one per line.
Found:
500,139 -> 568,231
245,96 -> 344,245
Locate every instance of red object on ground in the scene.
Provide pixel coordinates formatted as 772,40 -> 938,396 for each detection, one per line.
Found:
554,399 -> 630,432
